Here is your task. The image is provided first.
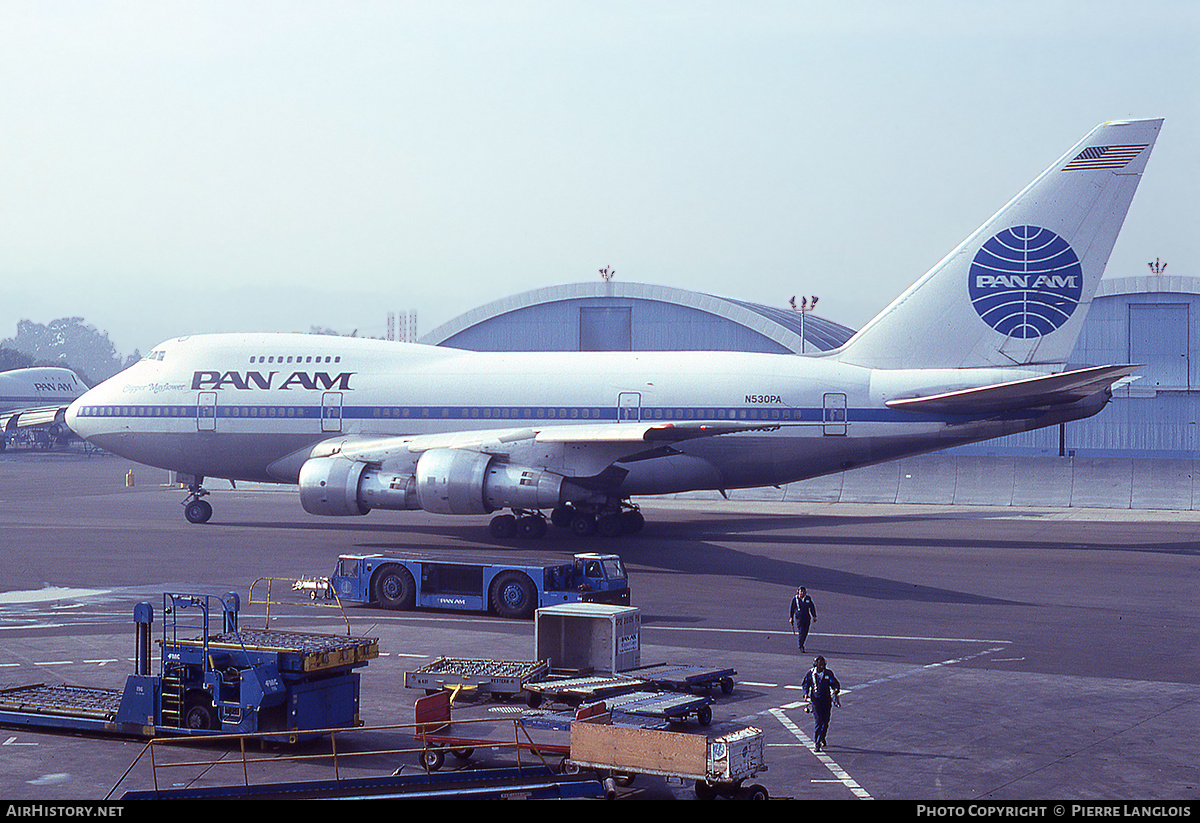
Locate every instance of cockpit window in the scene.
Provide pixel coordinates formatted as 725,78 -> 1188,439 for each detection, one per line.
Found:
143,350 -> 166,361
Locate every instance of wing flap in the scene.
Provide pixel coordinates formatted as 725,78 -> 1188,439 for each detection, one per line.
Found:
885,364 -> 1138,416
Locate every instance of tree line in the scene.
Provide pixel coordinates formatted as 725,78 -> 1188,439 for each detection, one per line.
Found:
0,318 -> 140,387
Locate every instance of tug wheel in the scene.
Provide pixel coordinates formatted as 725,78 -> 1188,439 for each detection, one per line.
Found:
374,565 -> 416,610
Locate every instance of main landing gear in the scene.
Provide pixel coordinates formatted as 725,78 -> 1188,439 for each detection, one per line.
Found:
182,481 -> 213,524
487,510 -> 548,540
488,501 -> 644,540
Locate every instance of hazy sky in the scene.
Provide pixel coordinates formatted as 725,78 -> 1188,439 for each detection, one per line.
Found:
2,1 -> 1196,357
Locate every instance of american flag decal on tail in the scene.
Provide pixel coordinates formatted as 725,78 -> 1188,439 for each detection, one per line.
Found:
1062,144 -> 1148,171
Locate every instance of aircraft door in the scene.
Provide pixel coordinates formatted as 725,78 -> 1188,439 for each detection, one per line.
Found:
197,392 -> 217,431
618,392 -> 641,422
322,392 -> 343,433
823,393 -> 847,436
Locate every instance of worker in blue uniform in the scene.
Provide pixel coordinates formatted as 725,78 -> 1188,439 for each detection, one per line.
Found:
789,586 -> 818,652
802,655 -> 840,752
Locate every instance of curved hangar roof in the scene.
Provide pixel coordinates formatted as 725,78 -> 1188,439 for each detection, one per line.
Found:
421,281 -> 855,354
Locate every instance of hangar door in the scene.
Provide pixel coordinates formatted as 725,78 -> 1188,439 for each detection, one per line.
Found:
1129,303 -> 1189,389
580,307 -> 632,351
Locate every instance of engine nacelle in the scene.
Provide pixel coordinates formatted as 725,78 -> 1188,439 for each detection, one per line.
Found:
298,450 -> 564,517
413,448 -> 564,514
298,455 -> 371,516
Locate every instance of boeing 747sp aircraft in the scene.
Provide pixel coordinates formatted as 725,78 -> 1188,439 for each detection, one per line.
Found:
67,119 -> 1161,537
1,367 -> 87,449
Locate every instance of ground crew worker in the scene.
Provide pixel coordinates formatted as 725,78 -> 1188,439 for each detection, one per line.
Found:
789,586 -> 817,652
802,655 -> 840,752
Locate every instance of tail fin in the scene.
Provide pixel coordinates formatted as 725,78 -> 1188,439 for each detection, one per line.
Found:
836,119 -> 1162,370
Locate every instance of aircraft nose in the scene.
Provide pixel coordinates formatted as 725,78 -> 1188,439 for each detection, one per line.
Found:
65,382 -> 114,440
65,392 -> 90,437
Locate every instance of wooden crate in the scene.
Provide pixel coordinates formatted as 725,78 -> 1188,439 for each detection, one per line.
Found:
569,721 -> 707,777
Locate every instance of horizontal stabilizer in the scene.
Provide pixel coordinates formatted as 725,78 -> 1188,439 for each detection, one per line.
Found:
885,364 -> 1138,417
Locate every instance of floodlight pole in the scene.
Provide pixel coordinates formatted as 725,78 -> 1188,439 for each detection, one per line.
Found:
794,295 -> 819,354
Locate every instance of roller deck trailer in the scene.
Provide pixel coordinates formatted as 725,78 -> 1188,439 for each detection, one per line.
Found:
522,672 -> 648,708
599,689 -> 714,726
405,657 -> 550,698
631,662 -> 737,695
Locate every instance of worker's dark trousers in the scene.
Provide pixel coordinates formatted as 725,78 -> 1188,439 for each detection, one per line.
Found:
796,619 -> 811,650
812,699 -> 832,746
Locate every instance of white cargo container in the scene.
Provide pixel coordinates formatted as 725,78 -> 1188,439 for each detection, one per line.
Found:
534,603 -> 641,673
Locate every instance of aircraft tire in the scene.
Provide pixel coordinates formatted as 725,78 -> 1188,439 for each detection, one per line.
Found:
550,505 -> 575,529
621,509 -> 644,533
489,514 -> 518,538
184,499 -> 213,524
517,515 -> 546,539
570,515 -> 595,537
596,514 -> 623,538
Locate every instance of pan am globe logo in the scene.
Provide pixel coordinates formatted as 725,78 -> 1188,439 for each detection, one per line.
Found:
969,225 -> 1083,338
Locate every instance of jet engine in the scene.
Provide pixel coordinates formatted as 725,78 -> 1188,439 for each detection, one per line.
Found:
297,449 -> 565,517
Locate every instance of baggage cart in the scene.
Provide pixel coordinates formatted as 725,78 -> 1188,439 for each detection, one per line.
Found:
413,690 -> 590,772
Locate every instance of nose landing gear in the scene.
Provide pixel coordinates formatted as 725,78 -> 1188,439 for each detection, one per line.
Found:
182,481 -> 213,524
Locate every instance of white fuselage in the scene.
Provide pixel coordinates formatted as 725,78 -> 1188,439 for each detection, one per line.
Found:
0,367 -> 86,413
64,333 -> 1100,497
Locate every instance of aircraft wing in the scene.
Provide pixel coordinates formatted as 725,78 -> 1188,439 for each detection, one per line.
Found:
308,419 -> 783,480
324,419 -> 780,456
0,404 -> 74,440
885,364 -> 1139,417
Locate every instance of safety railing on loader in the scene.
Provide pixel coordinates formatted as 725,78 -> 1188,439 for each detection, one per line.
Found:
106,714 -> 602,800
247,576 -> 354,635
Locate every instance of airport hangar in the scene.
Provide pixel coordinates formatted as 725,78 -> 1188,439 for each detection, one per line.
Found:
418,274 -> 1200,511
